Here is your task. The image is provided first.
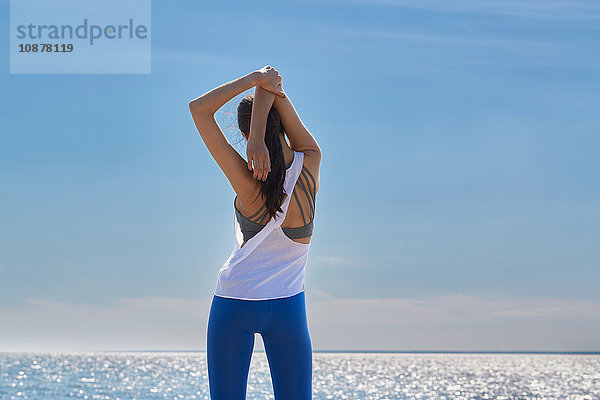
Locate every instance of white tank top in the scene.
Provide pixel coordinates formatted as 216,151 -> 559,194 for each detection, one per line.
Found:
214,150 -> 311,300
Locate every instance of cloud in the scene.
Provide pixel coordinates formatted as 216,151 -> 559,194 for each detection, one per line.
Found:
306,293 -> 600,351
151,49 -> 245,66
1,293 -> 599,352
334,0 -> 600,21
322,26 -> 563,49
317,26 -> 586,73
312,256 -> 363,268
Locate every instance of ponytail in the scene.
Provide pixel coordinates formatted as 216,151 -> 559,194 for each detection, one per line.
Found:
237,95 -> 287,220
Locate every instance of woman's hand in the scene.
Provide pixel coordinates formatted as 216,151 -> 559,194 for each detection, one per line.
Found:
254,66 -> 285,98
246,137 -> 271,181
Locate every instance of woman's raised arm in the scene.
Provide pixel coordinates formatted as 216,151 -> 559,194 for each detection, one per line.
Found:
189,67 -> 284,115
246,86 -> 277,181
187,67 -> 284,196
272,91 -> 321,159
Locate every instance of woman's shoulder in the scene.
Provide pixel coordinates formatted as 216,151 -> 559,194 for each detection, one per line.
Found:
300,147 -> 321,163
298,149 -> 321,194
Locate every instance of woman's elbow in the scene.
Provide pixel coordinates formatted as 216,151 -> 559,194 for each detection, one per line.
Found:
188,99 -> 210,116
188,99 -> 201,113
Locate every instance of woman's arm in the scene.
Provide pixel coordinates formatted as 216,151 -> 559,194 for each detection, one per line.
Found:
189,67 -> 283,114
189,71 -> 258,115
273,90 -> 321,159
188,72 -> 259,196
188,67 -> 284,196
246,86 -> 276,181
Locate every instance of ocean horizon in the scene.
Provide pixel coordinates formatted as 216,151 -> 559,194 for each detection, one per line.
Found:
91,350 -> 600,354
6,349 -> 596,355
2,351 -> 598,399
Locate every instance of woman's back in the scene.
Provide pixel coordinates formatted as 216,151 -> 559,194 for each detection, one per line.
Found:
234,149 -> 321,246
215,150 -> 319,300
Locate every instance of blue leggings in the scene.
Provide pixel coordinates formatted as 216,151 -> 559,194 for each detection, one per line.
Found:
207,291 -> 312,400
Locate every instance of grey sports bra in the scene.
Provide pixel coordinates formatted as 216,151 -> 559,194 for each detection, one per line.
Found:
234,163 -> 317,242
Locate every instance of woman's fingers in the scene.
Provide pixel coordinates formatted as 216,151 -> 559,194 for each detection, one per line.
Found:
262,85 -> 285,98
256,159 -> 262,180
259,159 -> 265,181
265,159 -> 271,179
254,158 -> 261,180
254,158 -> 260,180
246,138 -> 272,180
259,68 -> 285,98
260,157 -> 270,181
248,156 -> 265,181
260,159 -> 265,181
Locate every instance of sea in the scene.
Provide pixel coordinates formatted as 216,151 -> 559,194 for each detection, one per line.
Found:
1,352 -> 598,399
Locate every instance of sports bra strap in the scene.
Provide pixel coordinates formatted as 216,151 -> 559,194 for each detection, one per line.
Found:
236,164 -> 317,229
226,151 -> 305,269
291,166 -> 317,225
245,203 -> 268,223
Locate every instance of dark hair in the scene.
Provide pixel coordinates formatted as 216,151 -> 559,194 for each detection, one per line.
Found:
237,94 -> 286,220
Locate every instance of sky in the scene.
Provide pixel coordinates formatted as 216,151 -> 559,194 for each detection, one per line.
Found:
1,0 -> 599,352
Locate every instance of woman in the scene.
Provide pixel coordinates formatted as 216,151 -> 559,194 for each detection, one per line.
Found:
188,66 -> 321,400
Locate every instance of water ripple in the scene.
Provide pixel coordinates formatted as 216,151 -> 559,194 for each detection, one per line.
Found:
0,352 -> 598,399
